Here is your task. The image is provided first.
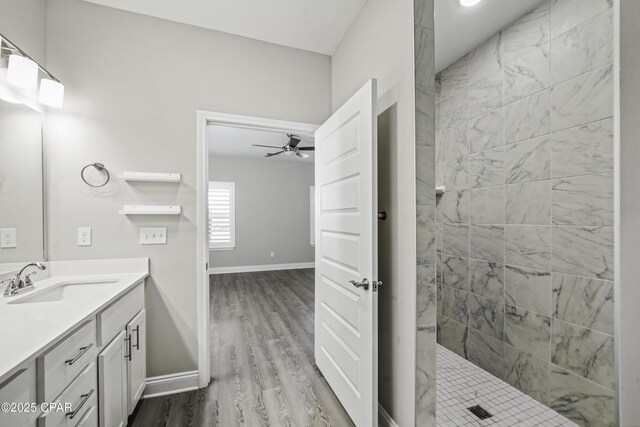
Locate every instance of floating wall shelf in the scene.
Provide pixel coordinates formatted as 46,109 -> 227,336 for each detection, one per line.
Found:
119,205 -> 182,215
436,186 -> 445,196
119,172 -> 181,183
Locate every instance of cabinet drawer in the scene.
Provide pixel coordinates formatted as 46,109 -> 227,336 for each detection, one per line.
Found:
38,362 -> 97,427
0,361 -> 38,427
97,283 -> 144,347
38,321 -> 96,403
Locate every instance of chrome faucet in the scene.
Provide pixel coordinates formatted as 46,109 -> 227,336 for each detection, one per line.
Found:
2,262 -> 46,297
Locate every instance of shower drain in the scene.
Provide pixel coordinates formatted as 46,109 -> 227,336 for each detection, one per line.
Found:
467,405 -> 493,420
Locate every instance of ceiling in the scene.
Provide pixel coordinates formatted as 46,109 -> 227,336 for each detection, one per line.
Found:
208,126 -> 315,163
435,0 -> 544,72
80,0 -> 367,55
81,0 -> 543,75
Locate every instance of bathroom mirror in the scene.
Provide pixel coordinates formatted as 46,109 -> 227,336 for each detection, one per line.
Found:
0,100 -> 45,269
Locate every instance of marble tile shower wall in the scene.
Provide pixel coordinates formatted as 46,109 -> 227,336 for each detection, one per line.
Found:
433,1 -> 614,426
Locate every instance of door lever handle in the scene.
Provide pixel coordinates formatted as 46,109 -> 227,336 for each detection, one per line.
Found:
349,278 -> 370,291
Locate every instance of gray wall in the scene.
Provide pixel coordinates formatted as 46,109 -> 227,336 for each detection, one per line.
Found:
45,0 -> 331,377
616,0 -> 640,424
331,0 -> 414,111
434,1 -> 615,426
208,155 -> 314,268
0,0 -> 47,64
332,0 -> 424,424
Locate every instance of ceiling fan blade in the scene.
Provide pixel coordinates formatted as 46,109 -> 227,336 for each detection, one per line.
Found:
288,135 -> 301,148
253,144 -> 283,149
297,135 -> 315,143
265,151 -> 284,157
296,151 -> 310,159
298,147 -> 314,151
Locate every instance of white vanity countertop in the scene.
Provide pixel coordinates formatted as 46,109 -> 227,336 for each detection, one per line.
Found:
0,258 -> 149,384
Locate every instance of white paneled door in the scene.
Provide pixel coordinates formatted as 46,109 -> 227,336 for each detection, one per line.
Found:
314,79 -> 378,427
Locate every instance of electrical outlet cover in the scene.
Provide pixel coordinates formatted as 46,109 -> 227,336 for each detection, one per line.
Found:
0,228 -> 17,248
140,227 -> 167,245
77,227 -> 92,246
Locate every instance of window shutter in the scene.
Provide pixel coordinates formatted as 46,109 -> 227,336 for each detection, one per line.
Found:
209,181 -> 235,249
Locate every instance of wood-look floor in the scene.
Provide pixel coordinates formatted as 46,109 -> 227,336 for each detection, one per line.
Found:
129,269 -> 354,427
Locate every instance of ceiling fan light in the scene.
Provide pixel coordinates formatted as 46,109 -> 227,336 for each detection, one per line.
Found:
7,54 -> 38,90
284,150 -> 295,156
298,152 -> 309,159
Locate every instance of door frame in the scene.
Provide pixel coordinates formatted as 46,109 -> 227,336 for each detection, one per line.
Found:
195,110 -> 319,387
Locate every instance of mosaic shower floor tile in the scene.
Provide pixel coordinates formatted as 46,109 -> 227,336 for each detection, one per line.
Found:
437,345 -> 577,427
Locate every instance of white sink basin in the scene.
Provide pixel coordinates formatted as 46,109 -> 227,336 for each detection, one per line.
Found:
8,280 -> 118,304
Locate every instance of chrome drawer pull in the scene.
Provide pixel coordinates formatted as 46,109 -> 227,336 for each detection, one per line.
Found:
65,343 -> 93,366
66,388 -> 94,419
124,335 -> 132,361
133,325 -> 140,350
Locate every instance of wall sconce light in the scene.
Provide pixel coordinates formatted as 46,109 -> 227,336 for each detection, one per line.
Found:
1,33 -> 64,109
39,78 -> 65,108
7,54 -> 38,90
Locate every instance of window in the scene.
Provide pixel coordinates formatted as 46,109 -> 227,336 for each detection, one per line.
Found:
208,181 -> 235,250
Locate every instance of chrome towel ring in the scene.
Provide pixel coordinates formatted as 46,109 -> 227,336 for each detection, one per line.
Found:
81,163 -> 110,188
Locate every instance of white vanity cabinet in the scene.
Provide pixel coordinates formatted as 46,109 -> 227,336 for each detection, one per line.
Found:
0,277 -> 146,427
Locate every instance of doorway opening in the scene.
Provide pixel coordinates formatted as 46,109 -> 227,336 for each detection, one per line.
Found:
196,111 -> 319,387
196,80 -> 404,427
195,112 -> 359,425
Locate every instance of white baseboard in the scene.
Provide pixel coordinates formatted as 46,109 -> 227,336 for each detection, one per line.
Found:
142,370 -> 200,399
208,262 -> 314,275
378,403 -> 399,427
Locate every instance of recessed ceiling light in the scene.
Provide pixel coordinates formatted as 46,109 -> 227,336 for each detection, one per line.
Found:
460,0 -> 483,6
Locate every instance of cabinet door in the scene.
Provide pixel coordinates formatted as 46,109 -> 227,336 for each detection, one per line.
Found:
75,405 -> 98,427
98,331 -> 127,427
126,310 -> 146,415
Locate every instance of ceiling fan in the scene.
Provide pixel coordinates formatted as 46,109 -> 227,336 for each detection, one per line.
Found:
252,134 -> 314,159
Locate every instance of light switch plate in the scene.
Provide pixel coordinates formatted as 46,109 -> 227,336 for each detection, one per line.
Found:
77,227 -> 92,246
140,227 -> 167,245
0,228 -> 16,248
